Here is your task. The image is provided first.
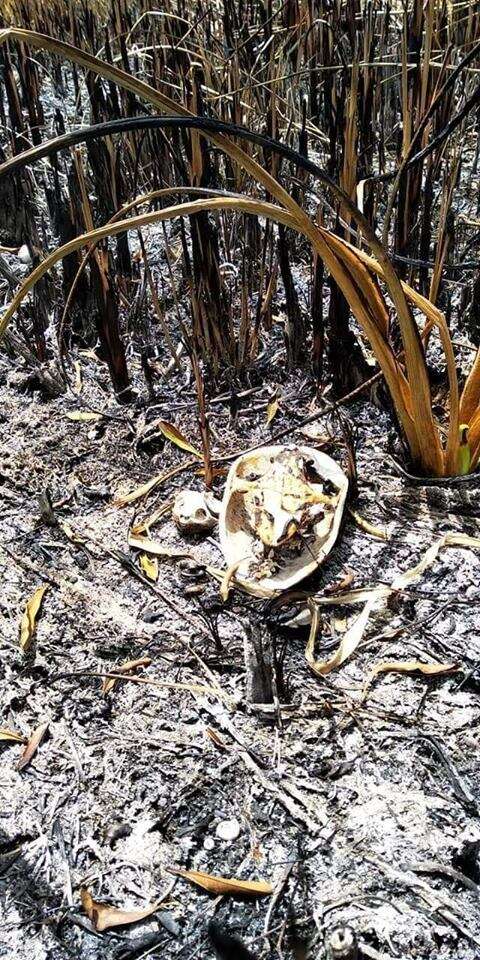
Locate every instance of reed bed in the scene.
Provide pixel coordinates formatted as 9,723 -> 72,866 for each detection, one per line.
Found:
0,2 -> 479,476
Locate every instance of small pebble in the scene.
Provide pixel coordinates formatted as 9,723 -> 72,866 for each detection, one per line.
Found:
215,818 -> 240,841
104,820 -> 131,845
203,836 -> 215,850
17,243 -> 32,264
157,911 -> 180,936
141,606 -> 161,623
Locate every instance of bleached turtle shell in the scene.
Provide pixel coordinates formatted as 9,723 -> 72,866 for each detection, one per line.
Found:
219,445 -> 348,597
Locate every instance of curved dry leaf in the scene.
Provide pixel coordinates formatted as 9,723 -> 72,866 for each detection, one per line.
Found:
207,564 -> 275,599
139,552 -> 159,582
324,572 -> 355,596
73,360 -> 83,394
115,462 -> 193,508
305,597 -> 376,676
266,398 -> 279,425
66,411 -> 102,422
0,727 -> 26,744
19,585 -> 48,652
60,520 -> 87,545
115,474 -> 165,508
168,867 -> 272,897
391,532 -> 480,590
205,727 -> 228,749
17,720 -> 49,771
128,532 -> 191,559
349,508 -> 389,541
102,657 -> 152,696
363,660 -> 459,701
130,501 -> 173,536
290,530 -> 480,628
81,887 -> 161,932
220,559 -> 248,602
158,420 -> 202,458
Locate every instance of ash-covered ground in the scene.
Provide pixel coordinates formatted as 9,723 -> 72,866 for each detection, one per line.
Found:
1,344 -> 480,960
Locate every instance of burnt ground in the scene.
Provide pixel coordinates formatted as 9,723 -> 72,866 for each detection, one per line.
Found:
1,345 -> 480,960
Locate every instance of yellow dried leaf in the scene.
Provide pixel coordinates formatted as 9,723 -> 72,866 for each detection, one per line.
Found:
60,520 -> 87,545
79,348 -> 102,362
0,727 -> 26,744
128,532 -> 192,559
158,420 -> 202,458
325,572 -> 355,595
207,565 -> 274,599
81,888 -> 161,932
17,720 -> 49,771
73,361 -> 83,394
349,508 -> 389,540
114,463 -> 192,508
168,867 -> 273,897
130,501 -> 173,535
66,411 -> 102,422
116,475 -> 164,507
139,552 -> 158,581
371,659 -> 459,681
287,530 -> 480,631
102,657 -> 152,696
305,597 -> 376,676
363,659 -> 459,701
19,585 -> 48,652
220,559 -> 247,602
205,727 -> 228,749
266,398 -> 279,425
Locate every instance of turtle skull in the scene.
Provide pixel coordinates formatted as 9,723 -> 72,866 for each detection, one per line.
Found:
172,490 -> 217,534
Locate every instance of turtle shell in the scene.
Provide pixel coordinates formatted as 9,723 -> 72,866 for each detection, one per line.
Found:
219,445 -> 348,597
